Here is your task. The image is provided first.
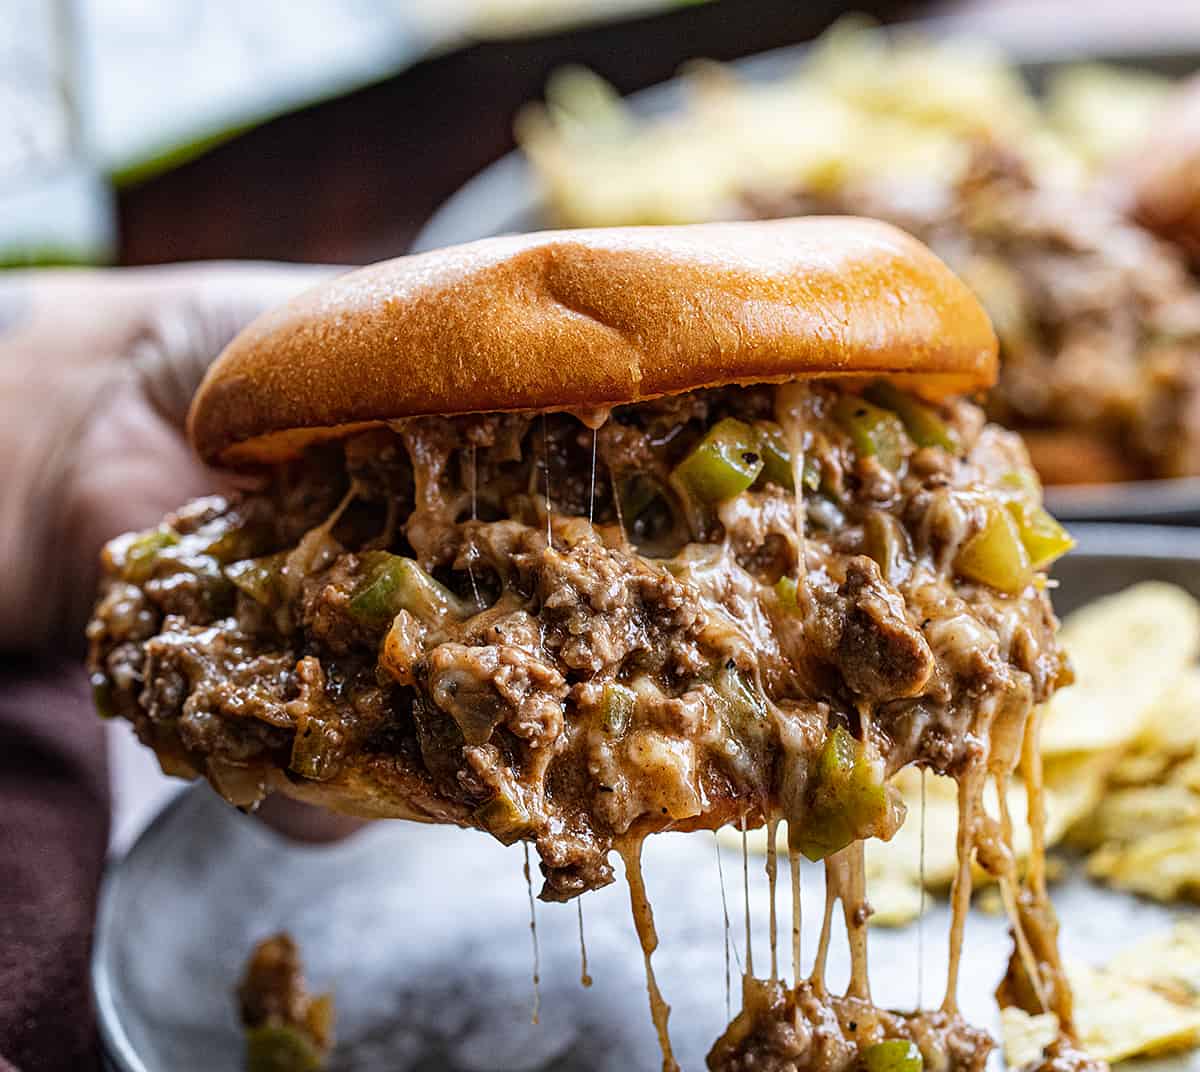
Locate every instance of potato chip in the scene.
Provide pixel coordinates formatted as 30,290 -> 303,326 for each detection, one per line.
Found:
1000,1007 -> 1061,1069
1069,962 -> 1200,1061
1040,583 -> 1200,757
1070,784 -> 1200,851
1108,923 -> 1200,1004
1088,827 -> 1200,903
1044,63 -> 1172,167
1137,668 -> 1200,759
1172,755 -> 1200,794
1111,750 -> 1173,786
1005,931 -> 1200,1066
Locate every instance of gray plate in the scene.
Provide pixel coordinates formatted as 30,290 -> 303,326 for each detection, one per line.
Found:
413,21 -> 1200,525
94,525 -> 1200,1071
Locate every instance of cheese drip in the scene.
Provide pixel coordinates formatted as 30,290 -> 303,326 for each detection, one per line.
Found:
619,837 -> 679,1072
774,382 -> 811,604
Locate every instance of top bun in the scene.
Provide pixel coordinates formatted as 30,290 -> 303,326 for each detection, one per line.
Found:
189,217 -> 997,465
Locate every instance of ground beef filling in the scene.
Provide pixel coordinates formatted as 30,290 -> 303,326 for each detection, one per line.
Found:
709,977 -> 993,1072
89,381 -> 1071,1069
89,382 -> 1066,899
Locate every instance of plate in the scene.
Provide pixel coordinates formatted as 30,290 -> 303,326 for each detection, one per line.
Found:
412,18 -> 1200,525
93,526 -> 1200,1071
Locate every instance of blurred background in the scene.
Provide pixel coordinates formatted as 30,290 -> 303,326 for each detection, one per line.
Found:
2,0 -> 1154,269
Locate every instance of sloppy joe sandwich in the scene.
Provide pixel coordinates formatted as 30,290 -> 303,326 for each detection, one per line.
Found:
87,218 -> 1088,1071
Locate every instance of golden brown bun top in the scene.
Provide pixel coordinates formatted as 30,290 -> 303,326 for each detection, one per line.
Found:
189,218 -> 998,465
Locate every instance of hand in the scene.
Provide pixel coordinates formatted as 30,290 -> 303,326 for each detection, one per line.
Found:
0,262 -> 333,655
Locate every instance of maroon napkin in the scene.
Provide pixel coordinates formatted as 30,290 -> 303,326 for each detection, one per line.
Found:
0,659 -> 108,1072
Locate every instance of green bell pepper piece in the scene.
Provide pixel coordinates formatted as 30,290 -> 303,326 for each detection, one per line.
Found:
473,792 -> 537,847
600,682 -> 636,736
795,725 -> 893,863
672,418 -> 765,503
122,526 -> 179,583
862,1040 -> 924,1072
226,552 -> 289,608
775,575 -> 799,612
833,397 -> 908,471
244,1024 -> 326,1072
348,553 -> 466,626
755,422 -> 795,490
865,381 -> 959,452
955,504 -> 1033,593
1005,500 -> 1075,570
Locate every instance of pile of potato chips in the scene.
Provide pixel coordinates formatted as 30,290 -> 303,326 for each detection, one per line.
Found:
518,17 -> 1174,229
1003,924 -> 1200,1064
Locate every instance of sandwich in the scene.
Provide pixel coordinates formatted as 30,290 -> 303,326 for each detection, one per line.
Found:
87,218 -> 1089,1071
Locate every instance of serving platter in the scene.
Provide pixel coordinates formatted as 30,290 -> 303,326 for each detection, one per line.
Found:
94,525 -> 1200,1071
412,17 -> 1200,525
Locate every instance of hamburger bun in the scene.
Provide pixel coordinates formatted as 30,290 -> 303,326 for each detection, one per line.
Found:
188,217 -> 997,466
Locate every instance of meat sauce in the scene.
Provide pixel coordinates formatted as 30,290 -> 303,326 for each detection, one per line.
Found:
88,380 -> 1081,1070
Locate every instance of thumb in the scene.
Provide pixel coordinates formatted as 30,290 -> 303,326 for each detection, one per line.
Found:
125,262 -> 342,428
1,262 -> 341,654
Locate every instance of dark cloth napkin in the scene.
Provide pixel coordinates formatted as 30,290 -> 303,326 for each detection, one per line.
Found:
0,659 -> 108,1071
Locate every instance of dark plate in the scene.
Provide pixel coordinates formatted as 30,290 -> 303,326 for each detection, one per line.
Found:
413,20 -> 1200,525
94,526 -> 1200,1071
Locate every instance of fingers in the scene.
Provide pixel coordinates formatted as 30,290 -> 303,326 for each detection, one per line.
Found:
0,262 -> 341,654
254,793 -> 368,844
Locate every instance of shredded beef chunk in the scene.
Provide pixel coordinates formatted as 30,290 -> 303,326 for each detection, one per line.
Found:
89,379 -> 1073,1069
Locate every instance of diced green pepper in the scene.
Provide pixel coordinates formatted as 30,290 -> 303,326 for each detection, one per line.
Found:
1005,500 -> 1075,570
862,511 -> 909,584
474,792 -> 536,846
754,422 -> 795,490
753,421 -> 822,493
91,673 -> 116,720
865,381 -> 959,452
601,682 -> 636,736
955,504 -> 1033,593
672,418 -> 765,503
795,725 -> 894,863
348,553 -> 467,627
121,526 -> 179,583
833,396 -> 908,471
715,663 -> 768,728
862,1040 -> 924,1072
193,521 -> 269,565
775,575 -> 799,612
290,718 -> 342,782
245,1024 -> 326,1072
226,552 -> 289,608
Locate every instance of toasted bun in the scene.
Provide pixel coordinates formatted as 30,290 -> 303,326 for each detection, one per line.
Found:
189,218 -> 997,466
